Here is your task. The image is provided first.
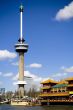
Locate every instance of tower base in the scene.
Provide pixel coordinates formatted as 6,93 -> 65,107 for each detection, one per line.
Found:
18,84 -> 24,98
16,81 -> 27,98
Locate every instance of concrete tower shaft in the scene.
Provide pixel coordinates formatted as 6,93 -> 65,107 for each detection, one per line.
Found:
19,52 -> 24,81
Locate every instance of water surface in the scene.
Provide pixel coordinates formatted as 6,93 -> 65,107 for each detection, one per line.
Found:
0,104 -> 73,110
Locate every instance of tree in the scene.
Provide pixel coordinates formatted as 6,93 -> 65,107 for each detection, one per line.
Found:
27,84 -> 40,98
5,91 -> 13,99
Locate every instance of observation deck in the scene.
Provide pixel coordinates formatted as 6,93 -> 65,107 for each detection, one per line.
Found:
15,39 -> 28,53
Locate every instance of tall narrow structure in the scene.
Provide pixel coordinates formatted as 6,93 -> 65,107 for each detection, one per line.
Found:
15,5 -> 28,98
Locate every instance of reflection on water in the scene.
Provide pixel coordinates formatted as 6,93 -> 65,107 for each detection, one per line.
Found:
0,104 -> 73,110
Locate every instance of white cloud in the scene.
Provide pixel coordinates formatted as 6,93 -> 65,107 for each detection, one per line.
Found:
52,72 -> 67,78
12,74 -> 18,80
60,66 -> 73,73
12,71 -> 43,82
55,1 -> 73,21
0,50 -> 17,60
24,71 -> 43,82
3,73 -> 13,77
11,62 -> 18,66
27,63 -> 42,68
63,66 -> 73,72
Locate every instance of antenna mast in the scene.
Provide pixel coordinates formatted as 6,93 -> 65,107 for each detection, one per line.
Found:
20,5 -> 23,41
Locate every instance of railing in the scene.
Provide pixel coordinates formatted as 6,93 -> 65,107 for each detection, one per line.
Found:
41,99 -> 73,102
39,92 -> 69,96
41,86 -> 51,89
68,84 -> 73,87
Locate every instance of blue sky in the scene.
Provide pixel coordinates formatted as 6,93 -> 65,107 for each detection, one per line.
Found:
0,0 -> 73,91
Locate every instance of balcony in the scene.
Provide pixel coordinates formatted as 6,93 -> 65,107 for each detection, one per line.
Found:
68,84 -> 73,87
39,92 -> 69,97
41,86 -> 51,90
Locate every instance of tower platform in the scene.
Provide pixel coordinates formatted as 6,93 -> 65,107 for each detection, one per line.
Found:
15,41 -> 28,53
15,81 -> 27,85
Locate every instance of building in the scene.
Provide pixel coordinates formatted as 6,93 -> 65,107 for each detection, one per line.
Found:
39,77 -> 73,105
15,5 -> 28,98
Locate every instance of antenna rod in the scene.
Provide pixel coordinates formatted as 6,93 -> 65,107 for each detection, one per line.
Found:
20,5 -> 23,41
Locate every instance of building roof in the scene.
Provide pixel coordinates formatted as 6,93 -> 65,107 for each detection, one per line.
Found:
52,84 -> 68,88
58,80 -> 68,84
65,77 -> 73,81
41,79 -> 58,84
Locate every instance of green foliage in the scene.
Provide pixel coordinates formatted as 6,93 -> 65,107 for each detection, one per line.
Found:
26,86 -> 40,98
5,91 -> 13,99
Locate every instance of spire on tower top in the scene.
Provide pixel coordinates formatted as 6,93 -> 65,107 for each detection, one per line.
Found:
20,4 -> 24,12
